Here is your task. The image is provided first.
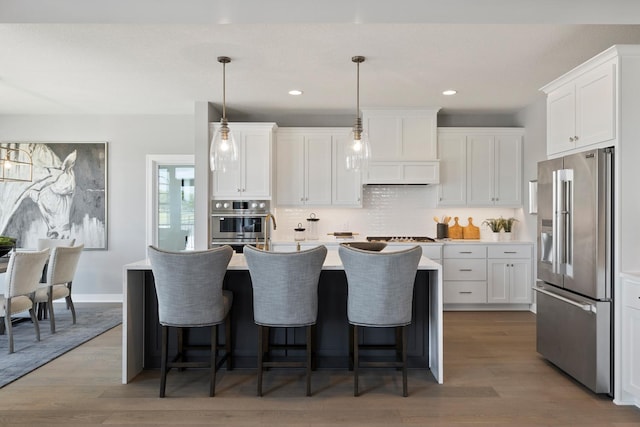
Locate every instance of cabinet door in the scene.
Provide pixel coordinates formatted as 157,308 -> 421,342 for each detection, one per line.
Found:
437,133 -> 466,206
509,260 -> 532,303
305,135 -> 332,205
402,115 -> 437,160
242,131 -> 271,198
623,307 -> 640,399
333,134 -> 362,206
212,129 -> 243,197
487,260 -> 509,303
494,134 -> 522,206
466,134 -> 494,206
276,134 -> 305,205
547,84 -> 576,155
575,61 -> 616,148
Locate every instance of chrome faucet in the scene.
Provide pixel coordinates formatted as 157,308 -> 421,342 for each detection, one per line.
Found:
264,213 -> 277,251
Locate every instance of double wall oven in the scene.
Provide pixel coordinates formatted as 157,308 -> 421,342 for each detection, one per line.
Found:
210,200 -> 269,253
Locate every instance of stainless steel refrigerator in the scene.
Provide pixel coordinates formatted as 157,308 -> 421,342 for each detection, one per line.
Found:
535,147 -> 614,395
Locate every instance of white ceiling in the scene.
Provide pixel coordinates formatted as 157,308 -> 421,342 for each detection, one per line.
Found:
2,0 -> 640,117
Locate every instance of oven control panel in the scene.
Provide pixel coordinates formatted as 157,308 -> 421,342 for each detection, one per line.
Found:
211,200 -> 269,215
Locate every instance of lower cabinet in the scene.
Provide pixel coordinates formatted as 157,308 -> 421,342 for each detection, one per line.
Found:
622,274 -> 640,406
444,243 -> 533,308
443,245 -> 487,304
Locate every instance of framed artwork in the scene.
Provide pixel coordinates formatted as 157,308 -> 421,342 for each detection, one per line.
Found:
0,142 -> 108,250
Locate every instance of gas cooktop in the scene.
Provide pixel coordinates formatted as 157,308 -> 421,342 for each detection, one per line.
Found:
366,236 -> 436,243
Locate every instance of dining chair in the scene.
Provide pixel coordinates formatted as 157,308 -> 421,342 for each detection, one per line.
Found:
35,238 -> 76,320
147,245 -> 234,398
33,244 -> 84,333
0,249 -> 50,353
36,238 -> 76,251
338,243 -> 422,397
244,244 -> 327,396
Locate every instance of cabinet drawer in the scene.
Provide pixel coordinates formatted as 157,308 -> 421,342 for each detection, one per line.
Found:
444,281 -> 487,303
444,245 -> 486,258
443,259 -> 486,280
624,278 -> 640,310
487,245 -> 532,259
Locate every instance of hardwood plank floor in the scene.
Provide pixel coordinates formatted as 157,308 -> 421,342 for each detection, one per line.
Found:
0,311 -> 639,425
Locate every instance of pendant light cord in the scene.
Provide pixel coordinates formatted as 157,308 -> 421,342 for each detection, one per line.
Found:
222,60 -> 226,120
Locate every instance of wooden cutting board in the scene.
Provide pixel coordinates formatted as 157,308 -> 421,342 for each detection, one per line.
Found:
463,217 -> 480,239
448,217 -> 463,239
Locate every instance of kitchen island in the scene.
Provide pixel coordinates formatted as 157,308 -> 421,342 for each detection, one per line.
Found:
122,250 -> 443,384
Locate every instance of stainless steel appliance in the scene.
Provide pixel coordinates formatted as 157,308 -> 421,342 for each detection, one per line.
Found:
535,147 -> 613,395
210,200 -> 270,252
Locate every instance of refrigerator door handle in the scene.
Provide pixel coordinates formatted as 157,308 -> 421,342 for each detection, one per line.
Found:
554,169 -> 574,276
533,286 -> 595,313
552,170 -> 560,275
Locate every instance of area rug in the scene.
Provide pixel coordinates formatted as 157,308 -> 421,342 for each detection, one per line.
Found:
0,304 -> 122,388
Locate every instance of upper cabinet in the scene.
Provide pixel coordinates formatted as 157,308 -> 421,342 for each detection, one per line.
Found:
361,109 -> 440,184
210,122 -> 277,200
437,128 -> 524,207
542,54 -> 616,156
276,128 -> 362,207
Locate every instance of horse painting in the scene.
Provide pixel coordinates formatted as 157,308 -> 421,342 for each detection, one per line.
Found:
0,142 -> 106,249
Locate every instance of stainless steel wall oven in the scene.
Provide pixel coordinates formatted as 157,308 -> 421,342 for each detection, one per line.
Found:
210,200 -> 269,251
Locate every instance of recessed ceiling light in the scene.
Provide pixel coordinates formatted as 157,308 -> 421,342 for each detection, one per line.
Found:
442,89 -> 457,96
288,89 -> 303,96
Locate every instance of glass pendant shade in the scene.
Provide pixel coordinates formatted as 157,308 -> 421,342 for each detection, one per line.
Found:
346,118 -> 371,171
209,56 -> 238,172
209,118 -> 238,172
345,55 -> 371,172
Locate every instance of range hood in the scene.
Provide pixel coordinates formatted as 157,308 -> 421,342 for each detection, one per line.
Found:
363,160 -> 439,185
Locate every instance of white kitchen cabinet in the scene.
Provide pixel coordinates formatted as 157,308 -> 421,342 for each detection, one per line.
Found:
211,123 -> 276,199
362,109 -> 440,184
436,131 -> 466,206
437,128 -> 523,207
621,274 -> 640,406
277,128 -> 361,207
487,245 -> 532,304
443,245 -> 487,304
542,57 -> 616,156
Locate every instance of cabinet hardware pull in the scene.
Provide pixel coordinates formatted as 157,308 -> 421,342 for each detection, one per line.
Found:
574,135 -> 579,141
569,137 -> 574,142
459,251 -> 472,254
459,291 -> 472,294
459,269 -> 472,272
504,251 -> 517,253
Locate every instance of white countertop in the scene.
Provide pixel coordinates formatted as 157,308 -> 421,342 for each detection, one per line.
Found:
124,250 -> 441,272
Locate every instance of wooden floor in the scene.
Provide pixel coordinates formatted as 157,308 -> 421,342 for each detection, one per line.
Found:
1,311 -> 639,426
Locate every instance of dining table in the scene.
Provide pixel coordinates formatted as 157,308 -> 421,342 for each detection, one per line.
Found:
122,249 -> 444,385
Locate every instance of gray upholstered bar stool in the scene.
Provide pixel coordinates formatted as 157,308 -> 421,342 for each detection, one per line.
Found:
147,245 -> 234,398
338,244 -> 422,397
244,244 -> 327,397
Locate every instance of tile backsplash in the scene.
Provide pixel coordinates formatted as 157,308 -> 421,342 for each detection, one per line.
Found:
271,185 -> 525,241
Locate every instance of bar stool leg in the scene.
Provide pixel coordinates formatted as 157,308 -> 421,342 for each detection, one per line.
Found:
160,326 -> 169,398
210,324 -> 217,397
257,325 -> 264,397
306,325 -> 312,396
225,314 -> 233,370
353,324 -> 359,397
402,325 -> 408,397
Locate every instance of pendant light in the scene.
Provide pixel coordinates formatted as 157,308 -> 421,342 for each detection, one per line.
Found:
209,56 -> 238,172
0,145 -> 33,182
345,55 -> 371,172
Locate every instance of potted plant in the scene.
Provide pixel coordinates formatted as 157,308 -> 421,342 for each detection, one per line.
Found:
0,235 -> 16,258
502,217 -> 518,241
482,218 -> 504,241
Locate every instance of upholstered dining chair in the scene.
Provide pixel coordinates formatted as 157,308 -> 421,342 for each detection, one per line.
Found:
33,244 -> 84,333
244,244 -> 327,397
36,238 -> 76,251
147,245 -> 234,398
338,244 -> 422,397
35,238 -> 75,320
0,248 -> 50,353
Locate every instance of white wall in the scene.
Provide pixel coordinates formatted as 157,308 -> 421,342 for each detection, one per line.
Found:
0,114 -> 194,300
